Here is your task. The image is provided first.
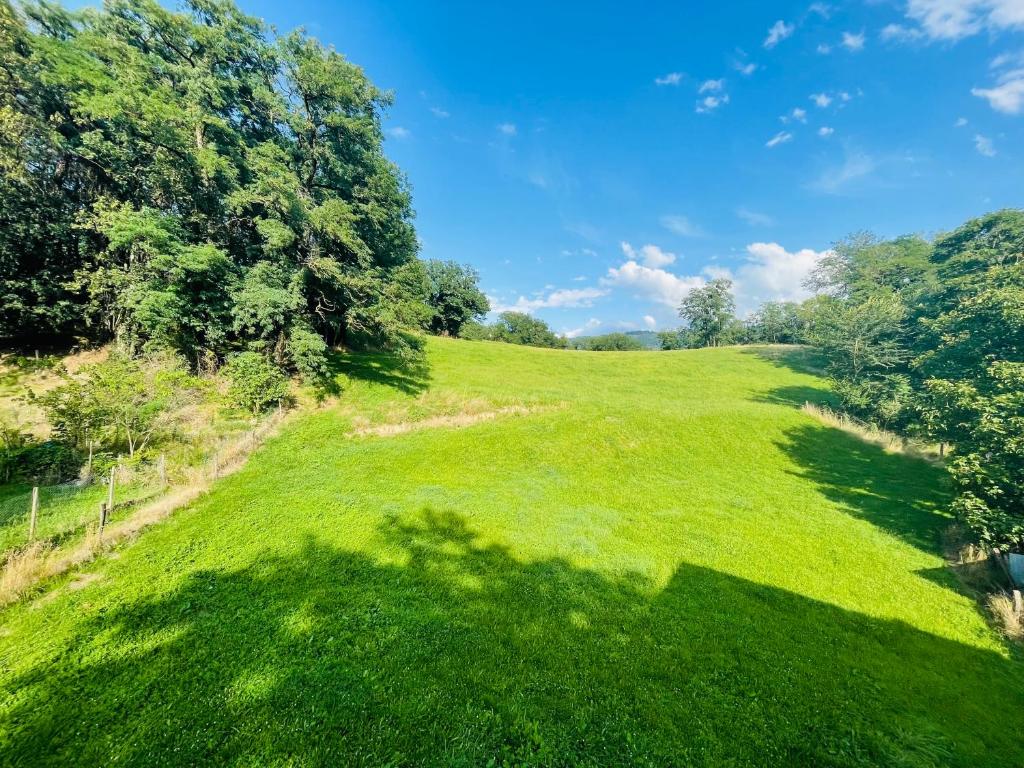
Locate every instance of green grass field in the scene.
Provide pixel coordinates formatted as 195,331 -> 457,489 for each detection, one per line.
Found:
1,338 -> 1021,766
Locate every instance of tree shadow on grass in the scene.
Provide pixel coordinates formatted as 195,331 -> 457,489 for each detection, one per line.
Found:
755,383 -> 836,408
775,422 -> 951,555
4,509 -> 1023,767
313,351 -> 431,399
741,345 -> 828,377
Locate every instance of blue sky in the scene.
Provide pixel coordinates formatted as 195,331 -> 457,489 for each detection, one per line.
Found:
193,2 -> 1024,333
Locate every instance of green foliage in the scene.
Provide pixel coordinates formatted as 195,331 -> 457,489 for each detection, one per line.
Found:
423,260 -> 489,336
38,353 -> 203,459
573,332 -> 644,351
747,301 -> 803,344
678,278 -> 736,347
0,419 -> 29,483
798,209 -> 1024,548
0,0 -> 422,374
489,312 -> 565,348
223,351 -> 288,414
286,323 -> 330,384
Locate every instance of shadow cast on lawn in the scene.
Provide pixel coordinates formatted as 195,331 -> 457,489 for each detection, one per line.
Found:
741,345 -> 828,377
4,509 -> 1022,766
314,350 -> 431,399
754,383 -> 835,408
775,422 -> 951,556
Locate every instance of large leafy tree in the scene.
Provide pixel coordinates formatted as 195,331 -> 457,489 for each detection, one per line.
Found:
678,278 -> 735,347
423,260 -> 489,337
489,312 -> 564,349
0,0 -> 421,372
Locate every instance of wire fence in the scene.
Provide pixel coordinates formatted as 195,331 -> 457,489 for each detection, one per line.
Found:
0,470 -> 163,555
0,417 -> 282,565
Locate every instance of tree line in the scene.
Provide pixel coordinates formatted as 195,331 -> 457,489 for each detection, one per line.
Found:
0,0 -> 493,380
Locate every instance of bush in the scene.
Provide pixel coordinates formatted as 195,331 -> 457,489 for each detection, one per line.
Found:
287,324 -> 330,384
12,441 -> 82,483
223,352 -> 289,414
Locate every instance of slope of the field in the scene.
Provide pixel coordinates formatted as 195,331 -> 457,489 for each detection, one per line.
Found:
1,338 -> 1022,766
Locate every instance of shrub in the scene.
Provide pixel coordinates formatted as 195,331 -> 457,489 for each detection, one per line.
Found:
223,352 -> 289,414
287,324 -> 330,384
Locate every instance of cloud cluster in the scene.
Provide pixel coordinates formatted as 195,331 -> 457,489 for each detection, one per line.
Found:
766,131 -> 793,148
902,0 -> 1024,41
491,286 -> 608,314
621,241 -> 677,268
655,72 -> 684,86
764,20 -> 795,49
602,254 -> 705,308
602,241 -> 829,315
727,243 -> 830,313
972,55 -> 1024,114
974,134 -> 997,156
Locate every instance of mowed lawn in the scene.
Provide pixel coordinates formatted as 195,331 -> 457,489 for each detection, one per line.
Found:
1,338 -> 1022,766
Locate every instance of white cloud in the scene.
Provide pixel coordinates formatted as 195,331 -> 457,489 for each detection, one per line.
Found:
817,43 -> 833,54
728,242 -> 832,314
386,126 -> 411,139
972,69 -> 1024,114
955,116 -> 969,126
655,72 -> 684,86
818,126 -> 835,136
792,107 -> 808,123
903,0 -> 1024,42
643,315 -> 658,329
430,107 -> 450,118
841,30 -> 866,51
764,20 -> 795,48
602,260 -> 705,308
810,150 -> 876,193
491,286 -> 608,314
564,318 -> 602,339
699,78 -> 725,93
602,240 -> 830,317
659,214 -> 704,237
621,241 -> 677,268
809,3 -> 832,18
880,23 -> 925,42
811,92 -> 833,108
498,123 -> 517,136
974,133 -> 997,156
766,131 -> 794,148
735,61 -> 758,76
696,94 -> 730,113
737,207 -> 775,226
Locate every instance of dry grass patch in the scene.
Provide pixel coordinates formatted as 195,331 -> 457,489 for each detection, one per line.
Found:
350,405 -> 545,438
988,593 -> 1024,640
801,402 -> 941,463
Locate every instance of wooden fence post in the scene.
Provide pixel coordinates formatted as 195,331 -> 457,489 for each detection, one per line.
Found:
29,487 -> 39,540
107,468 -> 115,512
98,502 -> 107,537
1014,589 -> 1023,620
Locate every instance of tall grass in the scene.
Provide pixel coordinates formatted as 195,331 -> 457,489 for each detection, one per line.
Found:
800,402 -> 942,462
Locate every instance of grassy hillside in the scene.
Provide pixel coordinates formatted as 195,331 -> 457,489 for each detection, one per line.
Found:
0,338 -> 1021,766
